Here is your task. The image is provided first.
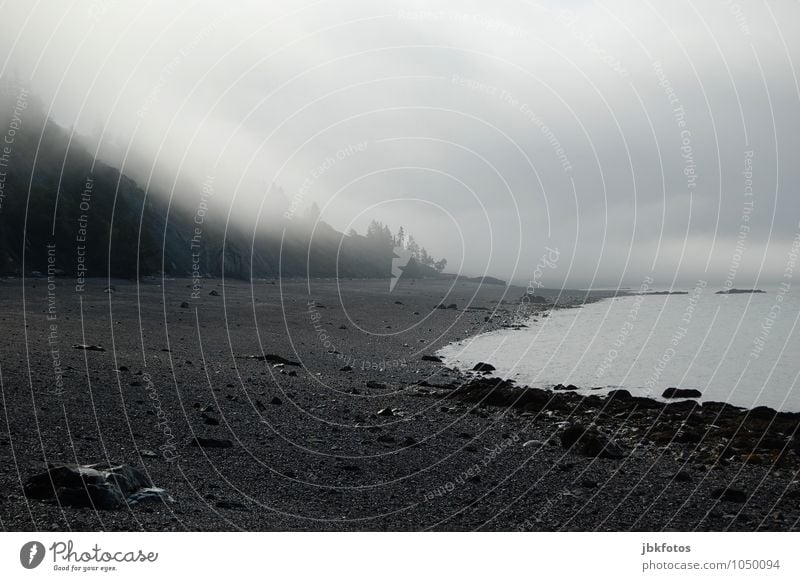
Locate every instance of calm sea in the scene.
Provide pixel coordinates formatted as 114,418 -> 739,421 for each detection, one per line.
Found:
439,287 -> 800,411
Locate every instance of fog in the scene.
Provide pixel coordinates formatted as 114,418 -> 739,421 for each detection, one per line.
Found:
1,0 -> 798,288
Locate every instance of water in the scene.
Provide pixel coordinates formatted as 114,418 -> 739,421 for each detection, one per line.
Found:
439,287 -> 800,411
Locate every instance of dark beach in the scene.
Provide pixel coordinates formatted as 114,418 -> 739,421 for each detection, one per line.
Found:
1,276 -> 798,531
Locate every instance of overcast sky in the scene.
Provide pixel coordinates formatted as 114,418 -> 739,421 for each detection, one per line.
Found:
1,0 -> 799,288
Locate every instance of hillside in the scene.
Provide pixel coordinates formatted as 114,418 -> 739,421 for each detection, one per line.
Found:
0,80 -> 445,282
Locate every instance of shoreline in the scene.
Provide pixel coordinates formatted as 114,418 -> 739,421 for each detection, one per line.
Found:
439,291 -> 800,415
0,278 -> 798,531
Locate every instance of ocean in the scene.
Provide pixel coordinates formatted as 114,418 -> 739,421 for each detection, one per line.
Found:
439,286 -> 800,411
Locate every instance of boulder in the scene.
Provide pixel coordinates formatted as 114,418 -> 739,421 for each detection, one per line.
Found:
662,387 -> 702,399
472,362 -> 496,372
24,463 -> 171,510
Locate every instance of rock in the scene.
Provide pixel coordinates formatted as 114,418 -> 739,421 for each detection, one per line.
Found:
201,412 -> 219,426
24,463 -> 170,510
421,355 -> 443,363
340,365 -> 353,372
72,344 -> 105,352
554,383 -> 578,391
376,407 -> 394,417
366,381 -> 388,389
180,301 -> 190,308
208,290 -> 220,296
394,301 -> 403,305
716,289 -> 765,294
127,487 -> 173,505
377,434 -> 396,444
447,303 -> 457,309
235,354 -> 301,366
472,362 -> 496,372
270,397 -> 283,405
712,487 -> 748,503
560,423 -> 626,459
675,470 -> 692,482
662,387 -> 702,398
191,437 -> 233,449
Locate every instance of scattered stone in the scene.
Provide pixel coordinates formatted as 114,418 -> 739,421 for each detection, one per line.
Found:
663,387 -> 702,398
191,437 -> 233,449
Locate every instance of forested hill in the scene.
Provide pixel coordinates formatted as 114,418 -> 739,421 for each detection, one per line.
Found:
0,80 -> 445,282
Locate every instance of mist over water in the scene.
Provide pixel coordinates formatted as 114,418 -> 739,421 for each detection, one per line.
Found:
439,290 -> 800,411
